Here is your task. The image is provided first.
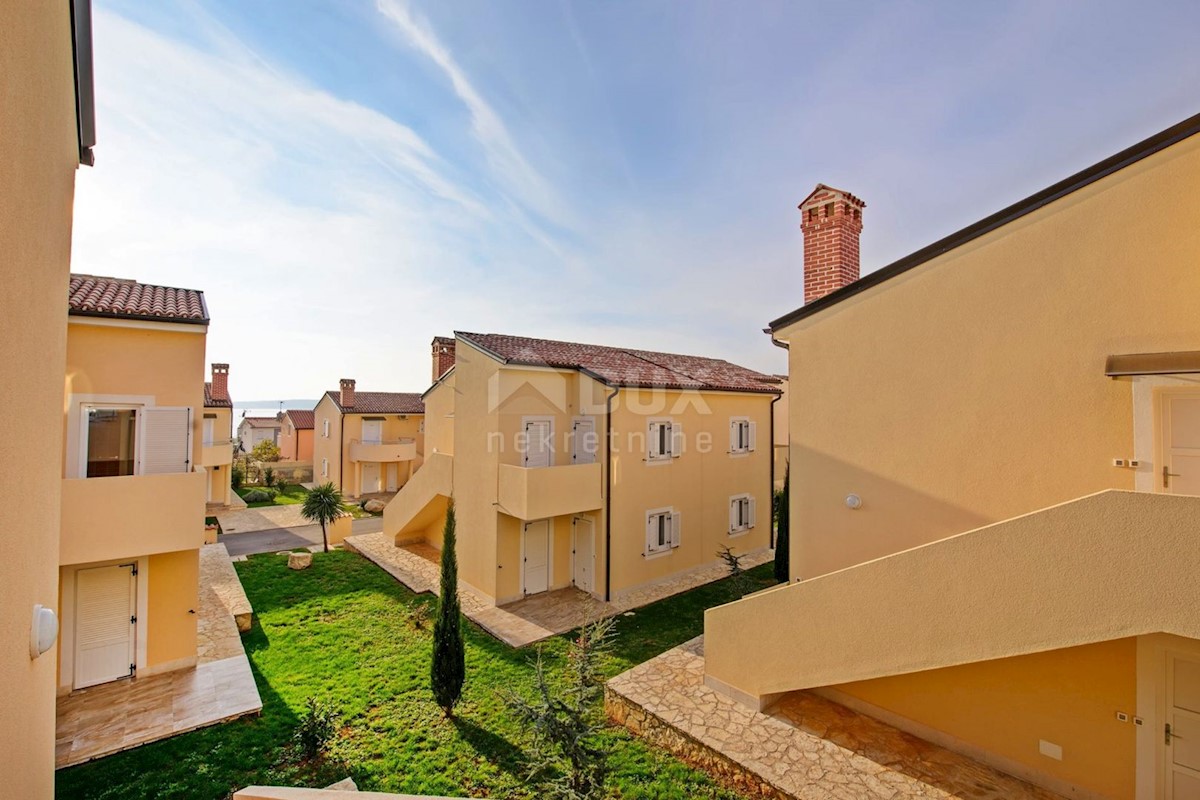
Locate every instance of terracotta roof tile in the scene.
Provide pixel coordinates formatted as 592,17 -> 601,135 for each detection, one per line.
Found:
204,382 -> 233,408
68,274 -> 208,324
240,417 -> 280,429
456,332 -> 781,394
285,409 -> 315,429
325,391 -> 425,414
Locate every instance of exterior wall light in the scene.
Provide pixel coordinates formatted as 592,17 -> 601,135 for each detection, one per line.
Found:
845,493 -> 863,510
30,604 -> 58,659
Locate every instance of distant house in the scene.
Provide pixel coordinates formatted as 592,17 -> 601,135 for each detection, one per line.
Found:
279,409 -> 314,461
237,415 -> 280,453
312,380 -> 425,497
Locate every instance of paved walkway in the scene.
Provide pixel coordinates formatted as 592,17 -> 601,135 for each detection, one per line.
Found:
216,503 -> 311,534
606,637 -> 1063,800
345,533 -> 616,647
610,547 -> 773,611
56,547 -> 262,769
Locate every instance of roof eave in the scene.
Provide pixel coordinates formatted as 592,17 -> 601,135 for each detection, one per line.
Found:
68,309 -> 210,326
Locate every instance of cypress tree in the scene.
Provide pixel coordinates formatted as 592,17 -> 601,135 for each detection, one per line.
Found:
774,464 -> 790,583
431,499 -> 465,718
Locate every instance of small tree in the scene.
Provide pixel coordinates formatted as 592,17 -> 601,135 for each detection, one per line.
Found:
294,696 -> 338,761
717,544 -> 750,597
251,439 -> 281,463
431,500 -> 465,718
506,618 -> 615,800
300,482 -> 342,553
774,464 -> 790,583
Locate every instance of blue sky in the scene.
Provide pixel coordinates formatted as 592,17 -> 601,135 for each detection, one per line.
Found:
74,0 -> 1200,401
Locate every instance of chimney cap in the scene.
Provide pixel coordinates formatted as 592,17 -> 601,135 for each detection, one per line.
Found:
798,183 -> 866,212
339,378 -> 356,388
212,363 -> 229,372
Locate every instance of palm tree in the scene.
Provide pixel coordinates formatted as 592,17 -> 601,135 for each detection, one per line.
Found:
301,482 -> 343,553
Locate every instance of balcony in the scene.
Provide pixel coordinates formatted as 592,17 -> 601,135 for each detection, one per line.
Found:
61,470 -> 206,565
200,438 -> 234,467
350,438 -> 417,463
497,462 -> 603,522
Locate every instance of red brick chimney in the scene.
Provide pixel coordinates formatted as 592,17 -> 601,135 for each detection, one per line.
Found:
339,378 -> 356,408
432,336 -> 456,382
799,184 -> 865,304
210,363 -> 229,402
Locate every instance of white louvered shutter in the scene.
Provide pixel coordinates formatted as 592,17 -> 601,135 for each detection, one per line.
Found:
670,512 -> 681,547
748,422 -> 757,452
729,498 -> 739,532
730,420 -> 738,452
141,407 -> 192,474
670,422 -> 683,458
747,496 -> 757,529
646,513 -> 656,553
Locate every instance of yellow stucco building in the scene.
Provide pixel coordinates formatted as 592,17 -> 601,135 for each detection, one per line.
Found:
703,113 -> 1200,799
0,3 -> 95,795
202,363 -> 235,506
385,333 -> 781,607
313,380 -> 425,498
59,274 -> 211,693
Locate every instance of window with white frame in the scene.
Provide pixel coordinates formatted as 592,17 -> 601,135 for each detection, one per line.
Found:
322,458 -> 329,477
81,404 -> 192,478
647,419 -> 682,462
729,417 -> 756,454
729,493 -> 757,534
322,419 -> 330,437
645,508 -> 681,554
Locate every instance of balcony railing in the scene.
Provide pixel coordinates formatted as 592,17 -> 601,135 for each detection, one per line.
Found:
349,438 -> 417,463
496,462 -> 603,521
200,438 -> 235,466
61,469 -> 206,565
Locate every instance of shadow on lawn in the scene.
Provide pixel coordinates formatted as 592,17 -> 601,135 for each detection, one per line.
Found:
235,550 -> 420,617
452,715 -> 528,779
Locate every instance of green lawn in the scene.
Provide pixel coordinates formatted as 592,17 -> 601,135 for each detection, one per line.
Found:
55,551 -> 777,800
236,483 -> 309,508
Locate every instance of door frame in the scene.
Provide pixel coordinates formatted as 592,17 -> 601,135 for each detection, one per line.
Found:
571,416 -> 597,465
520,519 -> 552,596
571,515 -> 596,595
1157,389 -> 1200,495
1136,635 -> 1200,799
361,418 -> 384,445
521,416 -> 555,468
386,462 -> 399,492
360,461 -> 382,494
60,557 -> 149,693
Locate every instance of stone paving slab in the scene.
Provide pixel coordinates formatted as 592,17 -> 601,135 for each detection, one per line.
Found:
216,503 -> 311,534
606,637 -> 1064,800
611,547 -> 774,611
201,542 -> 253,636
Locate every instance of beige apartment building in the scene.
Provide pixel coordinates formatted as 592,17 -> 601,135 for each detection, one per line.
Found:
385,333 -> 780,607
703,114 -> 1200,799
0,3 -> 95,796
202,363 -> 235,505
312,380 -> 425,498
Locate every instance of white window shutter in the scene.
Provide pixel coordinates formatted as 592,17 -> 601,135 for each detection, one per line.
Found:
646,513 -> 656,553
141,407 -> 192,475
748,421 -> 757,452
729,498 -> 739,532
730,420 -> 738,452
671,422 -> 683,458
670,512 -> 681,547
748,496 -> 757,528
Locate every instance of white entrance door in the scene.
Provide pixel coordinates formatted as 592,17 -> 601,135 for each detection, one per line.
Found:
361,419 -> 383,445
1163,395 -> 1200,495
361,462 -> 381,494
522,520 -> 550,595
571,417 -> 596,464
386,462 -> 398,492
1165,652 -> 1200,797
523,418 -> 552,468
75,564 -> 136,689
572,516 -> 595,593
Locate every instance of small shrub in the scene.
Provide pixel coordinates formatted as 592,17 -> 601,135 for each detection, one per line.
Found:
231,464 -> 244,490
263,466 -> 276,488
294,696 -> 338,761
717,544 -> 750,597
406,603 -> 431,631
242,488 -> 274,504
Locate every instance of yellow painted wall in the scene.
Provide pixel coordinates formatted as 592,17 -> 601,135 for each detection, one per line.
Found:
203,406 -> 234,504
313,394 -> 343,488
279,418 -> 313,461
832,639 -> 1136,799
608,389 -> 774,599
0,3 -> 80,794
777,133 -> 1200,580
146,549 -> 199,669
424,378 -> 455,456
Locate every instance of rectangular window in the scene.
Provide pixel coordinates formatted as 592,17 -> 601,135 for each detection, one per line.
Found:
85,408 -> 138,477
645,508 -> 681,555
647,419 -> 681,461
729,418 -> 756,454
322,419 -> 330,437
729,494 -> 757,534
322,458 -> 329,477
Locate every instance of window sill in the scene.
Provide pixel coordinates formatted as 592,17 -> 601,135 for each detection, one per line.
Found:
728,529 -> 751,538
644,457 -> 673,467
643,549 -> 674,560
